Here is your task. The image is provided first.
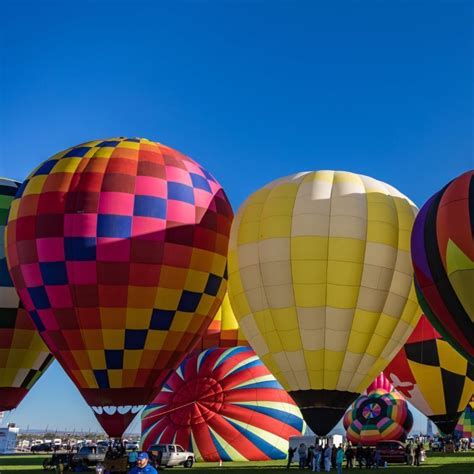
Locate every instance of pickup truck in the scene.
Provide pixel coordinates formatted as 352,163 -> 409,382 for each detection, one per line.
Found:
148,444 -> 195,468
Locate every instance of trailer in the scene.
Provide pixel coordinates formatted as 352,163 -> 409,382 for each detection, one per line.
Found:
0,424 -> 19,454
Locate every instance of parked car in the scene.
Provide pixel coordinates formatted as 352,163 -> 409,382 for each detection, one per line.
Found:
430,438 -> 443,451
126,441 -> 139,450
376,440 -> 408,464
148,444 -> 195,468
72,445 -> 106,466
31,443 -> 53,453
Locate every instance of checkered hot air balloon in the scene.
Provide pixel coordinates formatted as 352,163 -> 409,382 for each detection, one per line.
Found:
384,315 -> 474,434
4,138 -> 233,437
411,170 -> 474,364
141,346 -> 306,461
343,389 -> 413,445
454,401 -> 473,439
0,178 -> 53,411
228,171 -> 421,435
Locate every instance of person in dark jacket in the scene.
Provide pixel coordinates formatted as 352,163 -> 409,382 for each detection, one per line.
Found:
345,445 -> 354,469
356,444 -> 364,468
287,447 -> 296,469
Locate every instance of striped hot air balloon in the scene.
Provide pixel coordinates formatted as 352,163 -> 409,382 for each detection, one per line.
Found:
141,346 -> 305,461
411,170 -> 474,363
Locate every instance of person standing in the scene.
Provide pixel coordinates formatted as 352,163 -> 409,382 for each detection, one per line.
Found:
298,443 -> 307,469
287,446 -> 296,469
128,448 -> 138,468
324,444 -> 332,472
414,443 -> 422,466
336,446 -> 344,474
128,452 -> 157,474
313,445 -> 322,472
373,448 -> 381,469
345,445 -> 354,469
356,444 -> 364,469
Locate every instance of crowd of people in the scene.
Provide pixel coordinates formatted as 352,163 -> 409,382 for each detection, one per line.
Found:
287,440 -> 426,471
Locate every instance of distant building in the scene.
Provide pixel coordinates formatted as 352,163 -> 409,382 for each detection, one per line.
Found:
0,424 -> 19,454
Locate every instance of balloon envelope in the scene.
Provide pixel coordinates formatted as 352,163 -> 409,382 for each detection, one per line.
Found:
343,389 -> 413,445
453,402 -> 473,439
411,170 -> 474,363
141,346 -> 305,461
193,293 -> 249,353
0,178 -> 53,410
228,170 -> 421,434
366,373 -> 394,394
384,315 -> 473,434
5,138 -> 233,436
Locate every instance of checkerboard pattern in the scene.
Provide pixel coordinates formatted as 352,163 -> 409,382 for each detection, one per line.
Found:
0,178 -> 53,410
5,139 -> 233,412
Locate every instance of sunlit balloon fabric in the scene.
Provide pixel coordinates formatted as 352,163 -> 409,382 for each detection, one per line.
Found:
384,315 -> 473,434
228,170 -> 421,434
343,389 -> 413,445
0,178 -> 53,411
141,346 -> 305,462
454,402 -> 473,439
411,170 -> 474,364
366,372 -> 394,394
5,138 -> 233,437
195,294 -> 249,352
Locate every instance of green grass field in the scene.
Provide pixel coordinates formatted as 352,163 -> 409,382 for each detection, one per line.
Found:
0,452 -> 472,473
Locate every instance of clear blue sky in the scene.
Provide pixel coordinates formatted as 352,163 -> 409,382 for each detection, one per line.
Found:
0,0 -> 472,434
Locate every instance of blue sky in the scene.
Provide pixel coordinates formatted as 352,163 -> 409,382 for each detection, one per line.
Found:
0,1 -> 472,434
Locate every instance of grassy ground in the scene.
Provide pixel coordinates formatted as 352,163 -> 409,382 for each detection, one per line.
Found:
0,452 -> 472,473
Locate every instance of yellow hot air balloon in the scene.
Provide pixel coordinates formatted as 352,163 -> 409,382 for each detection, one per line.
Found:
228,170 -> 421,435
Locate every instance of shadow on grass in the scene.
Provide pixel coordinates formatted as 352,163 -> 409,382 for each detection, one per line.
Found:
0,455 -> 45,467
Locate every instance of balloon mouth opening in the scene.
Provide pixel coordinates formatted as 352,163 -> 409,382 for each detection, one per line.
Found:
92,405 -> 144,416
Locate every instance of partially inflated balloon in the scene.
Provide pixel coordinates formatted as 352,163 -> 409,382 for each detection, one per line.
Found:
5,138 -> 233,437
366,373 -> 394,394
384,315 -> 473,434
0,178 -> 53,410
141,346 -> 305,461
228,171 -> 421,434
411,170 -> 474,363
343,389 -> 413,445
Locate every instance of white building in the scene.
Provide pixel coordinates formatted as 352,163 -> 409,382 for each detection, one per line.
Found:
0,424 -> 19,454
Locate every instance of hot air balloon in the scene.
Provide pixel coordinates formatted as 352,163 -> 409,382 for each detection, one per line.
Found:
454,401 -> 473,439
5,138 -> 233,437
384,315 -> 473,434
366,373 -> 394,394
0,178 -> 53,411
141,346 -> 305,461
343,389 -> 413,445
194,293 -> 249,352
411,170 -> 474,363
228,170 -> 421,435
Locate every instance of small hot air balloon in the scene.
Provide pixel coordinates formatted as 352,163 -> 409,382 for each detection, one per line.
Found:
366,373 -> 394,394
343,389 -> 413,445
411,170 -> 474,363
384,315 -> 473,434
0,178 -> 53,410
5,138 -> 233,437
453,401 -> 473,439
228,171 -> 421,435
141,346 -> 305,461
